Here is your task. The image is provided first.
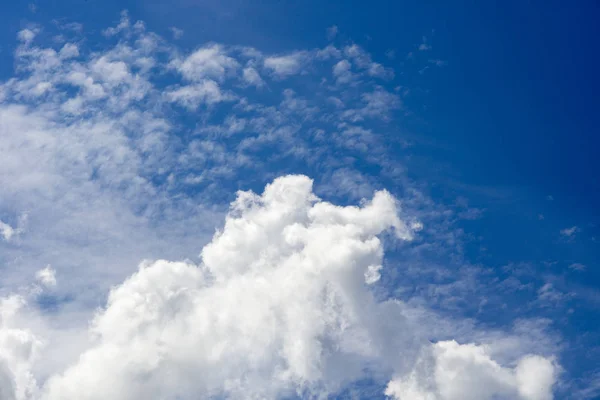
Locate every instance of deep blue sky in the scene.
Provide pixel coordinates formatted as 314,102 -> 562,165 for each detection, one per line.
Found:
1,0 -> 599,398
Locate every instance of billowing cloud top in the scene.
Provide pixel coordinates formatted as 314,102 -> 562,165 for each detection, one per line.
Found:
2,176 -> 556,400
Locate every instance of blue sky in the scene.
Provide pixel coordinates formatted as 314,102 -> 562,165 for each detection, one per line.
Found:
0,1 -> 598,399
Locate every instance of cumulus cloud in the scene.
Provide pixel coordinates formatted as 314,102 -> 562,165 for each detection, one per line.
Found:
0,176 -> 558,400
332,59 -> 354,84
386,341 -> 557,400
173,44 -> 239,82
167,80 -> 235,109
560,226 -> 578,237
264,52 -> 306,77
0,221 -> 15,241
0,296 -> 43,400
242,66 -> 264,87
35,266 -> 57,288
38,175 -> 415,399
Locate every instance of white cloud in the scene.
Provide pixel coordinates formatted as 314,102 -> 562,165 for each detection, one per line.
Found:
242,66 -> 264,87
0,220 -> 15,241
332,59 -> 353,84
342,87 -> 401,121
429,59 -> 447,67
35,266 -> 57,288
0,175 -> 560,400
173,44 -> 239,82
167,80 -> 235,109
102,11 -> 130,37
386,341 -> 557,400
344,44 -> 393,79
419,36 -> 431,51
537,283 -> 568,305
170,27 -> 184,39
39,175 -> 417,399
568,263 -> 586,272
18,29 -> 37,44
264,52 -> 306,77
560,226 -> 578,237
58,43 -> 79,60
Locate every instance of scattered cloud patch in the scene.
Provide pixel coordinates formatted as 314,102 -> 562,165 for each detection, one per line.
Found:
429,59 -> 447,67
560,226 -> 579,237
0,220 -> 15,241
35,266 -> 57,288
419,36 -> 431,51
173,44 -> 239,82
264,52 -> 307,77
568,263 -> 586,272
170,27 -> 184,39
242,66 -> 264,87
327,25 -> 338,41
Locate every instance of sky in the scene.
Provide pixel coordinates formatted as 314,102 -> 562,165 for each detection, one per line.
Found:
0,1 -> 599,399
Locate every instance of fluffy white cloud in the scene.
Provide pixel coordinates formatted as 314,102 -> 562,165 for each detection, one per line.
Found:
264,52 -> 306,77
40,175 -> 417,399
35,266 -> 56,288
242,66 -> 264,87
173,45 -> 239,82
167,80 -> 235,109
332,59 -> 353,84
0,296 -> 43,400
386,340 -> 557,400
0,175 -> 559,400
0,221 -> 15,241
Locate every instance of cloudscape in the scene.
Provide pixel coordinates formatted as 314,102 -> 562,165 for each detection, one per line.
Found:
0,2 -> 598,399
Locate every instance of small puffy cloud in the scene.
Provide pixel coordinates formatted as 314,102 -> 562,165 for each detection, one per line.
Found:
386,341 -> 557,400
102,11 -> 130,37
0,220 -> 15,241
90,57 -> 131,85
419,36 -> 431,51
342,87 -> 401,121
174,44 -> 239,82
560,226 -> 578,237
332,59 -> 353,84
264,52 -> 306,77
343,44 -> 393,79
18,29 -> 37,43
537,283 -> 567,305
242,66 -> 264,87
35,266 -> 57,287
166,80 -> 235,109
58,43 -> 79,59
170,27 -> 184,39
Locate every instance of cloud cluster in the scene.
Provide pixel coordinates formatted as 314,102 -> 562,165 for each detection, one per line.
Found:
0,176 -> 557,399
